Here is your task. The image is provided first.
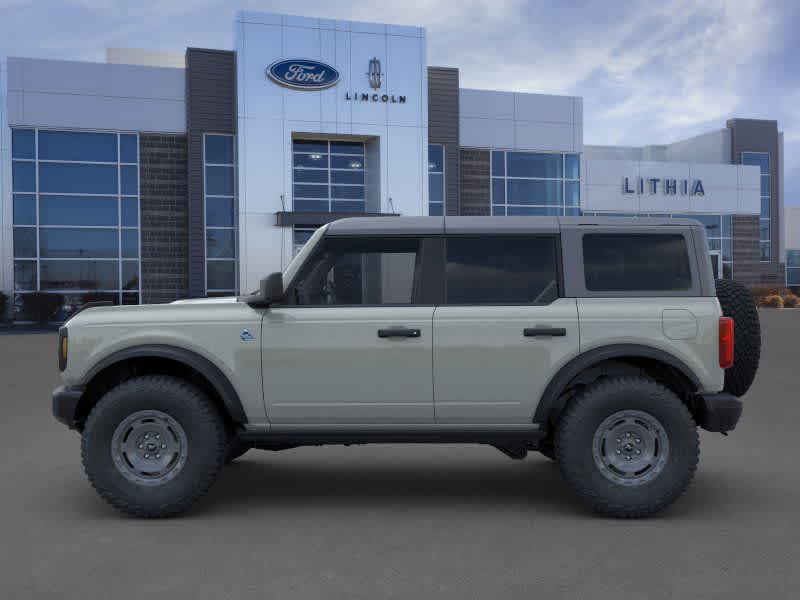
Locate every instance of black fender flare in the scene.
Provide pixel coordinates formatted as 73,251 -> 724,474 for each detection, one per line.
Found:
533,344 -> 701,425
81,344 -> 247,424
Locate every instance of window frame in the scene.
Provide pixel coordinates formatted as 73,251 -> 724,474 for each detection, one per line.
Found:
281,235 -> 429,307
203,133 -> 239,295
441,234 -> 563,306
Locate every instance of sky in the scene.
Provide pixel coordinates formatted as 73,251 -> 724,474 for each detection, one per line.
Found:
1,0 -> 798,202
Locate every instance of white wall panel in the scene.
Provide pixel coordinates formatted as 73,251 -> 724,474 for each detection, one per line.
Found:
387,34 -> 422,127
460,89 -> 514,120
349,32 -> 388,126
459,117 -> 514,149
514,121 -> 574,152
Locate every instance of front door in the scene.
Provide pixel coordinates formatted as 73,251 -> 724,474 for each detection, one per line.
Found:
261,235 -> 434,424
433,235 -> 580,424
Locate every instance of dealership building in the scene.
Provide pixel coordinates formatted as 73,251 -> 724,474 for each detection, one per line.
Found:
0,11 -> 788,319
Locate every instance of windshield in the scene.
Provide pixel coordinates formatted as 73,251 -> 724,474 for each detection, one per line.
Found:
282,224 -> 329,288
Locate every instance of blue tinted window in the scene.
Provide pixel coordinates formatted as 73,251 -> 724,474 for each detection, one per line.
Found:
13,194 -> 36,225
294,169 -> 328,184
429,174 -> 444,204
12,161 -> 35,192
722,239 -> 732,261
12,129 -> 35,159
122,229 -> 139,258
761,175 -> 770,197
294,184 -> 329,199
40,195 -> 118,226
507,180 -> 562,205
565,154 -> 580,179
787,250 -> 800,268
13,228 -> 37,258
331,170 -> 364,185
40,228 -> 118,258
330,141 -> 364,155
721,215 -> 732,237
492,205 -> 506,216
761,197 -> 770,217
507,152 -> 562,179
14,261 -> 37,291
429,202 -> 443,216
205,135 -> 234,164
294,153 -> 329,168
507,205 -> 561,216
207,260 -> 236,290
38,131 -> 117,162
565,206 -> 580,216
332,200 -> 366,213
331,185 -> 364,200
122,261 -> 139,290
293,140 -> 328,154
120,135 -> 138,163
691,214 -> 721,236
206,197 -> 234,227
491,151 -> 505,177
294,199 -> 329,212
206,229 -> 236,258
565,181 -> 580,207
428,145 -> 444,172
492,179 -> 505,204
121,198 -> 139,226
331,156 -> 363,170
39,163 -> 118,194
40,260 -> 119,290
121,165 -> 138,195
206,166 -> 235,195
742,152 -> 769,174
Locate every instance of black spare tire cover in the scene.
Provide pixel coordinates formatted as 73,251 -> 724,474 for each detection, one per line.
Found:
715,279 -> 761,397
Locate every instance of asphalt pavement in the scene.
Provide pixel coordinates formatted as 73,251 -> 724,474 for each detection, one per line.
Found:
1,309 -> 799,599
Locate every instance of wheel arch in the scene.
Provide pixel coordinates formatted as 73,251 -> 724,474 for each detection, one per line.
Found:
533,344 -> 701,427
74,344 -> 247,430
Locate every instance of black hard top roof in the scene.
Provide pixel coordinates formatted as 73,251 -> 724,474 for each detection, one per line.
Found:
325,215 -> 703,236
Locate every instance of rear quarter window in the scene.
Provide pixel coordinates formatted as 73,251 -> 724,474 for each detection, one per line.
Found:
582,234 -> 691,292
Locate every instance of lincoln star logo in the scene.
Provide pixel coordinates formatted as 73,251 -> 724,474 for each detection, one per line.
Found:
367,57 -> 382,89
267,59 -> 340,90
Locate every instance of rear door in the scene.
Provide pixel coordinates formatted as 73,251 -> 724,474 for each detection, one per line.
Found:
432,235 -> 579,424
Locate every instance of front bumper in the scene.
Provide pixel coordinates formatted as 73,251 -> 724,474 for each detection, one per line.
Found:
52,385 -> 85,430
694,392 -> 743,433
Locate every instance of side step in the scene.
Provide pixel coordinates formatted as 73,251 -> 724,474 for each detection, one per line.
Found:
239,423 -> 546,449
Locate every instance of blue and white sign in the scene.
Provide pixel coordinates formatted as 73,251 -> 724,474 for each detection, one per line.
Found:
266,59 -> 340,90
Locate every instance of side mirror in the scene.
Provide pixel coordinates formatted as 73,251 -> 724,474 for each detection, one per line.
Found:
260,272 -> 284,304
238,272 -> 284,307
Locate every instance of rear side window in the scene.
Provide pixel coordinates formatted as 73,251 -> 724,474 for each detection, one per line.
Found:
445,236 -> 559,304
583,234 -> 691,292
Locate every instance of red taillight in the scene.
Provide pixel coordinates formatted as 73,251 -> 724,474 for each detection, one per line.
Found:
719,317 -> 734,369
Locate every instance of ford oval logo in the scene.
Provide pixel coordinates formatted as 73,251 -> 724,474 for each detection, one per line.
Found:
267,59 -> 340,90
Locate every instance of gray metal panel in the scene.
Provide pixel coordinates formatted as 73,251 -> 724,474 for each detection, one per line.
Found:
186,48 -> 237,297
444,216 -> 559,234
561,225 -> 707,298
558,216 -> 702,228
326,217 -> 444,236
427,67 -> 460,215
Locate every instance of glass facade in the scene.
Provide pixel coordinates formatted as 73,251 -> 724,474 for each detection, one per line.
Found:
291,139 -> 366,253
428,144 -> 444,216
787,250 -> 800,287
11,128 -> 140,320
204,134 -> 238,295
741,152 -> 771,261
582,212 -> 733,279
491,150 -> 579,216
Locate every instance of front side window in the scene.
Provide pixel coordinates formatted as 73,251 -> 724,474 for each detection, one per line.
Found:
445,236 -> 559,304
583,234 -> 691,292
289,237 -> 420,306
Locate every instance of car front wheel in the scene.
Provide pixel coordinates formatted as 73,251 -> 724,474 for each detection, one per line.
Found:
81,375 -> 227,518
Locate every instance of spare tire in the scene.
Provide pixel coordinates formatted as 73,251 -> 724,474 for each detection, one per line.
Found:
715,279 -> 761,396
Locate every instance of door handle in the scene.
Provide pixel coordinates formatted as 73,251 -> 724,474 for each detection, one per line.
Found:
378,328 -> 421,339
523,327 -> 567,337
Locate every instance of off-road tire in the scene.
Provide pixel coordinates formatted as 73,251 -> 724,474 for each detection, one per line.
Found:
715,278 -> 761,397
555,376 -> 699,518
538,439 -> 556,461
81,375 -> 227,518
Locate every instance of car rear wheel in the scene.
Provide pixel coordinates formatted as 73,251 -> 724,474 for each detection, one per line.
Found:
81,375 -> 227,518
555,376 -> 699,518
